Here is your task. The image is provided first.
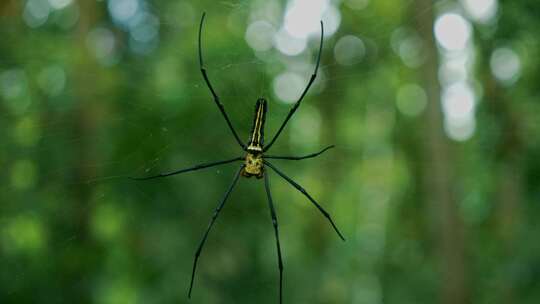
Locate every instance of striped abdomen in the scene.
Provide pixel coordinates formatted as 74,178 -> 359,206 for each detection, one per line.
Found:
246,98 -> 267,153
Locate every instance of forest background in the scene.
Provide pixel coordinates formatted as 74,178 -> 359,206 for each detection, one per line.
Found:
1,0 -> 539,303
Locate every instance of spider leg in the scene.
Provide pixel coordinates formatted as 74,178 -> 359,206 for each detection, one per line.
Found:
199,12 -> 246,150
265,145 -> 334,161
188,165 -> 244,298
264,21 -> 324,152
264,161 -> 345,241
131,157 -> 243,180
264,172 -> 284,304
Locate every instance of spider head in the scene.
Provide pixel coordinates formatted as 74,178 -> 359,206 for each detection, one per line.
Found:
246,98 -> 267,153
242,152 -> 264,178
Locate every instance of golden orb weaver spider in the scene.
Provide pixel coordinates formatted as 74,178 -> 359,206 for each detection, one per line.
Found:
132,12 -> 345,304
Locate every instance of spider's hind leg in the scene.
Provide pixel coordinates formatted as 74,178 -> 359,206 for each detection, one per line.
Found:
188,165 -> 244,298
264,172 -> 284,304
264,160 -> 345,241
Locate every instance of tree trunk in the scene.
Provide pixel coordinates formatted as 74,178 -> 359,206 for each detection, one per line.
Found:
484,68 -> 523,304
64,0 -> 102,301
414,1 -> 469,303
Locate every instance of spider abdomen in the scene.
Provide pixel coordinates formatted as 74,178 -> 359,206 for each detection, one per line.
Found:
242,153 -> 264,178
246,98 -> 267,153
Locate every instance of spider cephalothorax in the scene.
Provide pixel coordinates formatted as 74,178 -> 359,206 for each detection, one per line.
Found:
133,12 -> 344,304
242,152 -> 264,178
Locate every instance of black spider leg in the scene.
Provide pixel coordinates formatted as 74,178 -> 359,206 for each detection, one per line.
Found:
264,160 -> 345,241
199,12 -> 246,150
131,157 -> 243,180
263,172 -> 284,304
264,21 -> 324,152
188,165 -> 244,298
265,145 -> 334,161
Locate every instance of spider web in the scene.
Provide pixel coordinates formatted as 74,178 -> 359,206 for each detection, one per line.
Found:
0,0 -> 445,303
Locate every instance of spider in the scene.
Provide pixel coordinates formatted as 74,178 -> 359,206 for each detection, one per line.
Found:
133,12 -> 345,304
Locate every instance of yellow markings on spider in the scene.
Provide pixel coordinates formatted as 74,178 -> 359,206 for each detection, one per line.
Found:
242,98 -> 267,179
242,153 -> 264,178
246,98 -> 267,153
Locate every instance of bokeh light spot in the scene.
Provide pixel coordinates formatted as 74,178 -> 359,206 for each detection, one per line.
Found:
442,82 -> 476,141
2,215 -> 47,255
0,69 -> 27,100
434,13 -> 471,52
490,47 -> 521,85
0,69 -> 32,114
11,159 -> 38,190
321,4 -> 341,37
129,12 -> 159,43
273,71 -> 305,103
86,27 -> 119,66
439,50 -> 471,85
38,65 -> 67,97
96,279 -> 139,304
245,21 -> 276,52
23,0 -> 50,28
284,0 -> 329,39
334,35 -> 366,66
91,203 -> 125,242
442,82 -> 475,120
48,0 -> 73,10
396,84 -> 427,117
444,115 -> 475,141
54,1 -> 80,29
108,0 -> 139,25
461,0 -> 498,23
390,28 -> 424,68
274,29 -> 307,56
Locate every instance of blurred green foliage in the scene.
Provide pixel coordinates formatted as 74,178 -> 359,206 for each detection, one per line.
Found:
1,0 -> 540,303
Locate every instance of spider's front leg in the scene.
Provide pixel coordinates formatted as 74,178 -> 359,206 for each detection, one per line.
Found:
264,145 -> 335,161
131,157 -> 243,180
198,12 -> 246,149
